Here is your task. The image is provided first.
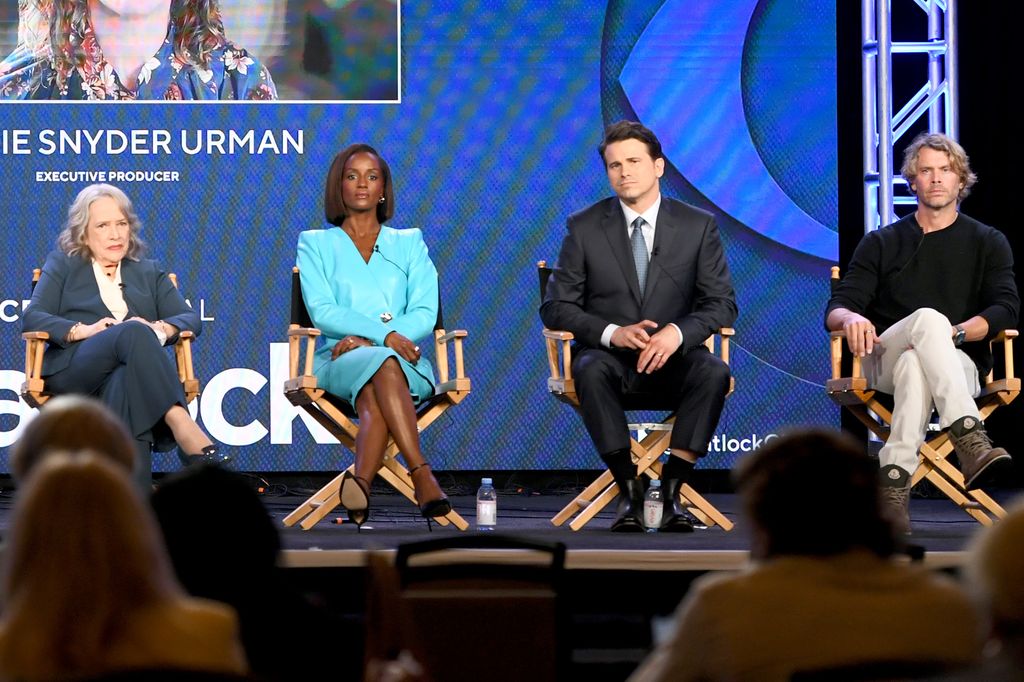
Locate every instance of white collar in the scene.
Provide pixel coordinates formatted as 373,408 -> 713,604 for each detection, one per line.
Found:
619,194 -> 662,231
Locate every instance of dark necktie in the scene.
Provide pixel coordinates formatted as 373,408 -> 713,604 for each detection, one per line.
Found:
631,216 -> 648,293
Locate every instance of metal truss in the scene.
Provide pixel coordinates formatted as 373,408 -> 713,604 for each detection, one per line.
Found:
863,0 -> 958,232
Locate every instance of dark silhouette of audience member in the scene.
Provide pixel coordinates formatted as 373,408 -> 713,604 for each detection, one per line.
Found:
628,429 -> 982,682
0,452 -> 247,680
8,394 -> 135,481
150,465 -> 352,681
945,500 -> 1024,681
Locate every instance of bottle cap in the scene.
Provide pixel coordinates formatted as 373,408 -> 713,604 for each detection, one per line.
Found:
650,479 -> 661,487
482,477 -> 493,485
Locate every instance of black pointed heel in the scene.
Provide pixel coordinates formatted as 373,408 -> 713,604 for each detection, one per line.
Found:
409,463 -> 451,519
340,471 -> 371,530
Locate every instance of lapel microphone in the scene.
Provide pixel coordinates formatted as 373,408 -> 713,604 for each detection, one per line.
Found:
373,245 -> 409,276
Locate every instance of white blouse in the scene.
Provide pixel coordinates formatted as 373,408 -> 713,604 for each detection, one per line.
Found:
91,260 -> 167,345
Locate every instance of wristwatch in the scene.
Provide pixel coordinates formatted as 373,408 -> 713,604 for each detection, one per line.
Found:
953,325 -> 967,347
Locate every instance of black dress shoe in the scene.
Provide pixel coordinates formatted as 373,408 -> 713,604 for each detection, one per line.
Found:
659,478 -> 695,533
610,478 -> 645,532
177,445 -> 232,468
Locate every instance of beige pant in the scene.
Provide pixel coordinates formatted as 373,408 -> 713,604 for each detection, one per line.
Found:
863,308 -> 981,475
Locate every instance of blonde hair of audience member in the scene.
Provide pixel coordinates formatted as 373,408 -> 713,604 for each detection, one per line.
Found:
965,500 -> 1024,659
0,451 -> 245,680
8,395 -> 135,481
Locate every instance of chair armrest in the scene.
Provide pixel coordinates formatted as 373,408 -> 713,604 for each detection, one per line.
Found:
542,327 -> 575,385
436,329 -> 468,344
542,329 -> 574,341
21,332 -> 50,406
986,329 -> 1018,384
287,324 -> 322,381
433,328 -> 469,385
287,326 -> 322,338
829,329 -> 863,382
173,332 -> 200,403
703,328 -> 734,363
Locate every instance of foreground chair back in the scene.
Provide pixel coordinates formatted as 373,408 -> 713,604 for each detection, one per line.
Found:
364,534 -> 567,682
825,266 -> 1018,525
537,261 -> 736,531
21,267 -> 201,408
282,267 -> 471,530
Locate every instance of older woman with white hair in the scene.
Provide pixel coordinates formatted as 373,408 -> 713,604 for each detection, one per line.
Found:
23,183 -> 228,480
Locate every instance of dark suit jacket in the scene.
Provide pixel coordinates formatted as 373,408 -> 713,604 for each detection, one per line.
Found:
541,196 -> 737,353
23,250 -> 201,376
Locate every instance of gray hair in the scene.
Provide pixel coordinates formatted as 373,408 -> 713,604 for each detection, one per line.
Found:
56,184 -> 145,260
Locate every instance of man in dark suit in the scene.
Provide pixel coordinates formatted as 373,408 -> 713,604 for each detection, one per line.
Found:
541,121 -> 737,532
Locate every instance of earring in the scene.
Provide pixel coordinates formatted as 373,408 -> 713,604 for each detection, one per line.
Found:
378,196 -> 385,204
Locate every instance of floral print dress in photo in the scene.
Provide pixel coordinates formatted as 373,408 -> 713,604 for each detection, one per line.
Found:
0,20 -> 277,100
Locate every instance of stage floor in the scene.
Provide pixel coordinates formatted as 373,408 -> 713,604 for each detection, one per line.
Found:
0,486 -> 1011,572
270,490 -> 1009,571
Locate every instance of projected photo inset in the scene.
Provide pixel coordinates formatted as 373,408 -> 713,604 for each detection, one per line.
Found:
0,0 -> 399,102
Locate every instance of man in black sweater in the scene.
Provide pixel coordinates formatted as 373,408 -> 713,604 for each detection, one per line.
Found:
826,132 -> 1019,533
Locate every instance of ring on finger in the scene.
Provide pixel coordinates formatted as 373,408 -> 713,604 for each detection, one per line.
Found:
414,345 -> 420,352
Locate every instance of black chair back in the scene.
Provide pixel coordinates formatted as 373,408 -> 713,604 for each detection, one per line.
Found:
538,262 -> 553,303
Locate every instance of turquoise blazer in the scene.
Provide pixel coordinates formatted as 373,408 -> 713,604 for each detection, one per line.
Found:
296,226 -> 439,405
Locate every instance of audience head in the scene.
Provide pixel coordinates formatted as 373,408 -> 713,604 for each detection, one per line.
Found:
734,429 -> 896,560
965,500 -> 1024,645
9,395 -> 135,481
151,465 -> 281,602
324,143 -> 395,226
0,451 -> 182,679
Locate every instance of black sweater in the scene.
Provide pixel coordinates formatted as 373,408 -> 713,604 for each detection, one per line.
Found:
826,213 -> 1019,378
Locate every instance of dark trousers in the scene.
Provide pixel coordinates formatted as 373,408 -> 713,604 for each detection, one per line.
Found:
572,345 -> 731,458
45,321 -> 187,483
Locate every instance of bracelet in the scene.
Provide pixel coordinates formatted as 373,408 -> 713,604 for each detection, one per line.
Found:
66,321 -> 82,343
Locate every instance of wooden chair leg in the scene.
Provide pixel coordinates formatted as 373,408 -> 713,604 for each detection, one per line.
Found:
551,469 -> 613,527
568,480 -> 620,531
282,467 -> 351,530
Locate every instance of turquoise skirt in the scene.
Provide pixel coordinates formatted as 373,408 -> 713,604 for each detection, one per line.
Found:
314,345 -> 435,407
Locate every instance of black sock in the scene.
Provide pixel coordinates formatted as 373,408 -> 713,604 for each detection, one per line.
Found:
663,455 -> 695,483
601,448 -> 635,482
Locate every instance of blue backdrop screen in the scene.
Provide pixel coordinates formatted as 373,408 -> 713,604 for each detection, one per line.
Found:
0,0 -> 838,472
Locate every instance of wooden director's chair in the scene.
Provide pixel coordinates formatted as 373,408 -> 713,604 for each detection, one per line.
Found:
826,266 -> 1019,525
21,268 -> 200,409
537,261 -> 736,532
282,268 -> 471,531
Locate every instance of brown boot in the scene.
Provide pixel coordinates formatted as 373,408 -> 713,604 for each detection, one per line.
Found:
879,465 -> 911,535
949,416 -> 1012,489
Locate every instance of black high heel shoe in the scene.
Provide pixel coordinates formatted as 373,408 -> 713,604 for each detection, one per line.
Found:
176,445 -> 232,468
409,463 -> 452,519
339,471 -> 372,530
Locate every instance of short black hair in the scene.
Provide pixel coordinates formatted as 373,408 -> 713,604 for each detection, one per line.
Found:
597,120 -> 664,163
734,429 -> 896,558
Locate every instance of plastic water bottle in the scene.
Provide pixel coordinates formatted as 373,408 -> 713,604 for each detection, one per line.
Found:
476,477 -> 497,531
643,479 -> 663,532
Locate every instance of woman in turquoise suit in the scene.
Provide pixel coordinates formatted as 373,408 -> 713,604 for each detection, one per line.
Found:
296,143 -> 450,527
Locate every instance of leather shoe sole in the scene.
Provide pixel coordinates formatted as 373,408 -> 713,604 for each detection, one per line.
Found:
610,515 -> 645,533
659,515 -> 695,533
